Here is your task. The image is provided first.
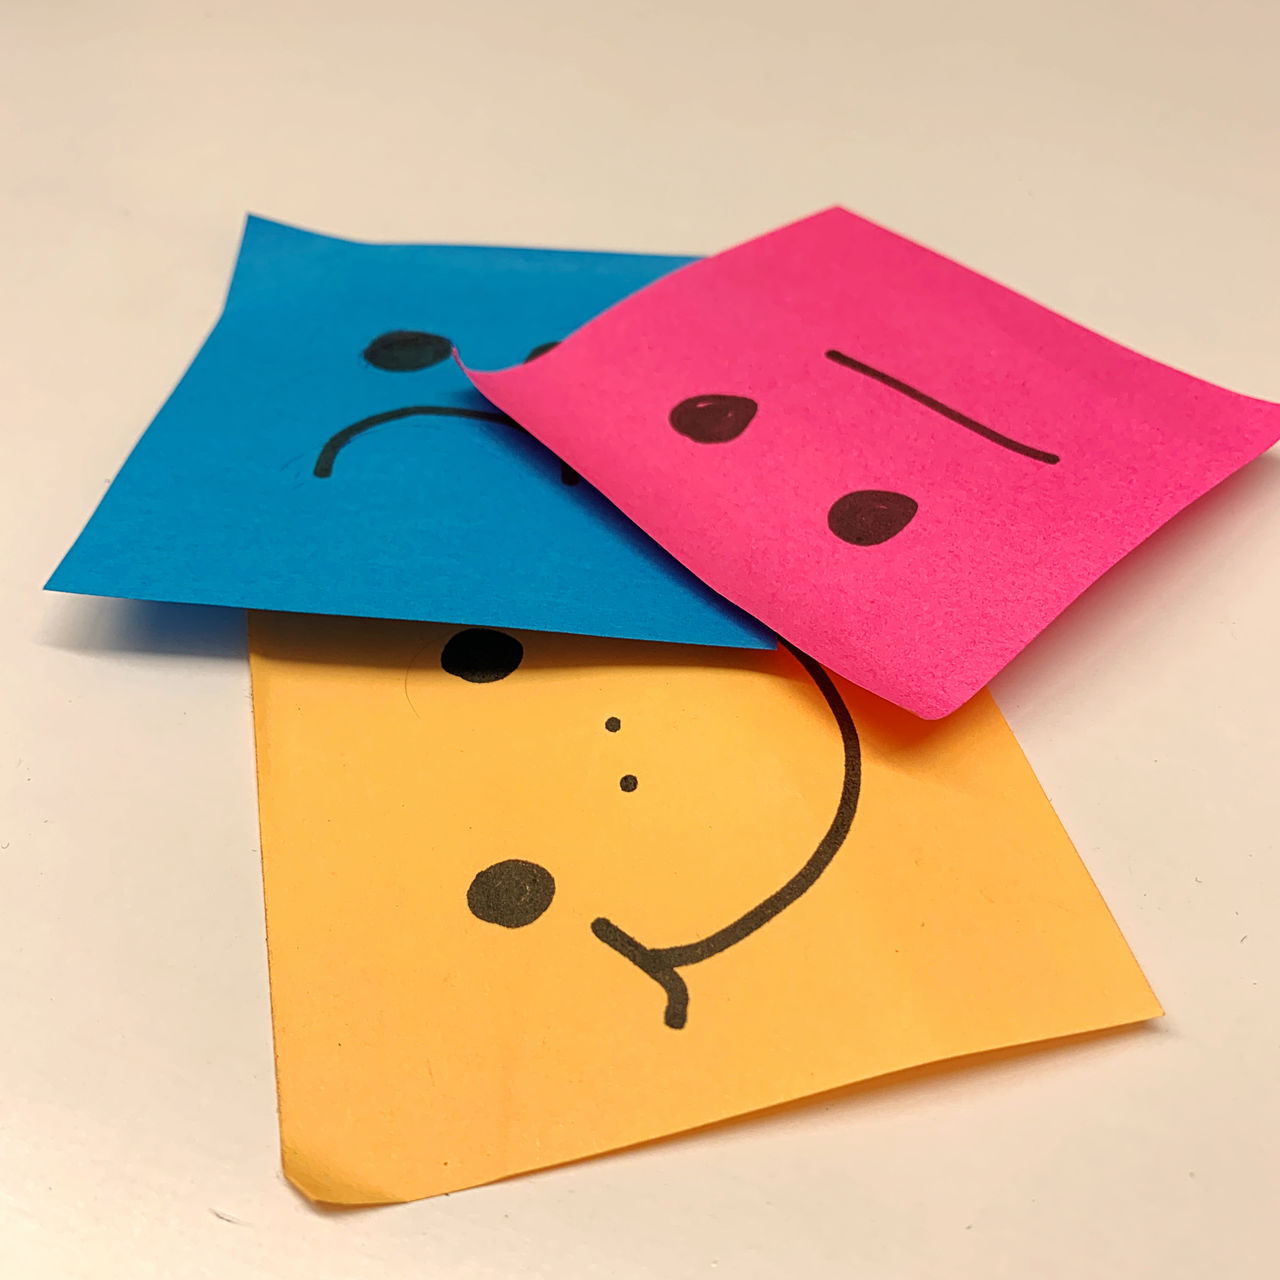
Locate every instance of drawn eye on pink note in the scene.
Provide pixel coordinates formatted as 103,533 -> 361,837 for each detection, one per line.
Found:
463,208 -> 1280,718
668,350 -> 1062,549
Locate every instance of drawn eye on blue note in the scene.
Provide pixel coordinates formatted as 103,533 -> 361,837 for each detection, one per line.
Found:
46,216 -> 771,650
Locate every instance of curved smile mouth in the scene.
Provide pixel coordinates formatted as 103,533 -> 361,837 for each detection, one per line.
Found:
590,642 -> 862,1029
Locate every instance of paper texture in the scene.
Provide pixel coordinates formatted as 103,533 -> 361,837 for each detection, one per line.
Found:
47,216 -> 768,650
250,611 -> 1161,1204
466,207 -> 1280,716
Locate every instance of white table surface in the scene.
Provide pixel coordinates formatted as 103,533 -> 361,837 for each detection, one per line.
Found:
3,2 -> 1278,1276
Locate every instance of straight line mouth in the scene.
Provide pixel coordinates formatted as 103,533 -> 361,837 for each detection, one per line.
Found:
824,349 -> 1060,465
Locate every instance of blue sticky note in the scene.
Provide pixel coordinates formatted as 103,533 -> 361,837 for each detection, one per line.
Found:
47,217 -> 771,649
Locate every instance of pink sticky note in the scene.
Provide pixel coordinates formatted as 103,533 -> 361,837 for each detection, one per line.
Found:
465,208 -> 1280,717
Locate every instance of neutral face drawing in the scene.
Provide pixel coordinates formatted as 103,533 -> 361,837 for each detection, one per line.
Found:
668,348 -> 1061,550
450,626 -> 862,1030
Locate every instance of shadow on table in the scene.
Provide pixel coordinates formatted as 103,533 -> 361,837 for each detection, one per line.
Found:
995,450 -> 1280,707
39,595 -> 248,661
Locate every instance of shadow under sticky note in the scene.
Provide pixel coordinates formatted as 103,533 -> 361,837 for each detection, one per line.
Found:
46,216 -> 769,650
248,612 -> 1161,1205
463,207 -> 1280,717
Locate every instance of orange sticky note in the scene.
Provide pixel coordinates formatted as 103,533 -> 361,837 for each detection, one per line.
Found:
249,612 -> 1160,1204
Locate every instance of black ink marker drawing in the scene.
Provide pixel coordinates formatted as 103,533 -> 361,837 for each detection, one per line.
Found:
313,403 -> 516,477
440,627 -> 525,683
822,349 -> 1061,465
468,858 -> 556,928
667,351 -> 1060,551
362,329 -> 453,373
590,642 -> 860,1029
826,490 -> 919,546
449,625 -> 861,1031
669,394 -> 758,444
313,332 -> 579,483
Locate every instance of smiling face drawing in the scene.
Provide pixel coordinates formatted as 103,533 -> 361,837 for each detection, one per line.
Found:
439,625 -> 861,1029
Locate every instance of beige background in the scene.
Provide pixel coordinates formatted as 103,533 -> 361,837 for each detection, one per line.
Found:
2,1 -> 1277,1276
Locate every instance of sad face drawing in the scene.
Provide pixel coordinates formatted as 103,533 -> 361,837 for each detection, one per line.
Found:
312,329 -> 579,485
47,218 -> 768,650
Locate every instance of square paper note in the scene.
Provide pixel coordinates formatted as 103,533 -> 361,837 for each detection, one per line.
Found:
47,216 -> 768,651
250,611 -> 1159,1204
466,208 -> 1280,717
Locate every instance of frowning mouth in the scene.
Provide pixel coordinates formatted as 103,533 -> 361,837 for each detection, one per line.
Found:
312,403 -> 580,485
312,405 -> 517,478
590,641 -> 862,1029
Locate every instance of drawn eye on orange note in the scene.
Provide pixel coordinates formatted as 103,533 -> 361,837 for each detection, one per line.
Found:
249,613 -> 1161,1205
440,625 -> 861,1029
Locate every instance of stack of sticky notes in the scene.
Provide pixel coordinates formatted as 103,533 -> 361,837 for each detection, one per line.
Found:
48,208 -> 1280,1204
